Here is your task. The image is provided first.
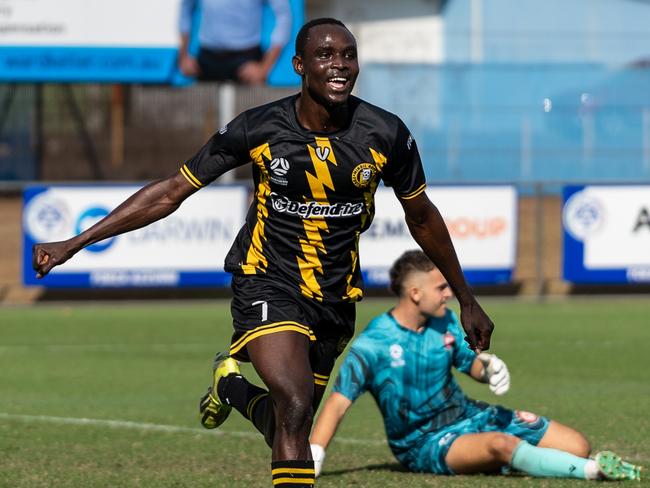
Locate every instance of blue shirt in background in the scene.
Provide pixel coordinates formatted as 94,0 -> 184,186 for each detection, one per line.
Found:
333,309 -> 476,459
179,0 -> 292,51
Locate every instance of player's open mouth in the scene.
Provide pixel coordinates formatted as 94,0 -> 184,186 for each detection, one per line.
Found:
327,77 -> 349,91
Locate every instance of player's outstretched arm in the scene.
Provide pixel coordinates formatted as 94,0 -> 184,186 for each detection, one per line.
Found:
32,172 -> 198,278
310,392 -> 353,477
399,192 -> 494,351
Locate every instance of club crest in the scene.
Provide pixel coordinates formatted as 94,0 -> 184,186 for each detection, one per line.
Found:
351,163 -> 377,188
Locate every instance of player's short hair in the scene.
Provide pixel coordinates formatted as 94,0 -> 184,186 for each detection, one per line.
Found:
389,250 -> 436,296
295,18 -> 350,56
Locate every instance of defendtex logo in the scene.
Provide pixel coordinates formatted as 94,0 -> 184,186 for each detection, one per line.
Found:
269,193 -> 364,219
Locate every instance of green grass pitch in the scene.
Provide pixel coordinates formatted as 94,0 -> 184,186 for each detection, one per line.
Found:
1,298 -> 648,487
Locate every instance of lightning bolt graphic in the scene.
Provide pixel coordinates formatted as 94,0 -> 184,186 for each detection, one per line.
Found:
297,137 -> 338,300
241,143 -> 272,274
305,137 -> 337,201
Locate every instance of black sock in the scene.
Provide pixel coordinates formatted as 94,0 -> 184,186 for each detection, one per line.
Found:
217,373 -> 276,447
271,460 -> 315,487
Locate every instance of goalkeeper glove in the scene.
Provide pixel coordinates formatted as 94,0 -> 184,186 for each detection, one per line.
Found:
477,353 -> 510,395
311,444 -> 326,477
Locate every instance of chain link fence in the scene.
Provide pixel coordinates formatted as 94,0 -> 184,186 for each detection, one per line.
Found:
0,83 -> 296,184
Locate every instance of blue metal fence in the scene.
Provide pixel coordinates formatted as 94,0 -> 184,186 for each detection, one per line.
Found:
359,63 -> 650,186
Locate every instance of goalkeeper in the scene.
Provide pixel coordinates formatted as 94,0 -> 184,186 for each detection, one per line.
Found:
309,250 -> 641,481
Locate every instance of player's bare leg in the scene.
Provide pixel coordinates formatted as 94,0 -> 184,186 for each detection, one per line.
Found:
246,331 -> 314,460
445,429 -> 638,480
245,331 -> 316,487
445,432 -> 520,474
537,420 -> 591,457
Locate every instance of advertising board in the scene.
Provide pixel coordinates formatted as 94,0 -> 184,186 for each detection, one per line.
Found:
360,186 -> 518,286
563,185 -> 650,283
23,185 -> 248,287
0,0 -> 302,85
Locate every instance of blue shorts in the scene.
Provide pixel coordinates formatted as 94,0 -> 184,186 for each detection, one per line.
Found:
403,401 -> 550,474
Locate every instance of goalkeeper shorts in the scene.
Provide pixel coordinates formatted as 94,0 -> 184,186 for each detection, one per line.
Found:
401,401 -> 550,474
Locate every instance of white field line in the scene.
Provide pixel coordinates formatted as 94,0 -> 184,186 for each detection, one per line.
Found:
0,343 -> 213,353
0,412 -> 386,447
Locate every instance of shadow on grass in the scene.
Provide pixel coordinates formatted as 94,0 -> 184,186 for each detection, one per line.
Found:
322,462 -> 408,476
322,464 -> 532,479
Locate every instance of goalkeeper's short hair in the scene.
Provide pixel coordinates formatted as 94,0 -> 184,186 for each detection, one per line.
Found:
389,250 -> 436,296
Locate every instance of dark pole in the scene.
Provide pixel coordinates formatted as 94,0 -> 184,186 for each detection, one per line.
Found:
63,85 -> 104,180
34,84 -> 44,181
0,84 -> 17,138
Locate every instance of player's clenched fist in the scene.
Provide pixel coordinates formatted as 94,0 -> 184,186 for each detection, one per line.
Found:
32,241 -> 77,279
460,298 -> 494,353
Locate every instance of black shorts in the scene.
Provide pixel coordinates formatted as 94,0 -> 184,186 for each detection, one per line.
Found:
229,274 -> 355,385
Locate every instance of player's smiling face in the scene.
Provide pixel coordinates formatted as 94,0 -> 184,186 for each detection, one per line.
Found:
294,24 -> 359,106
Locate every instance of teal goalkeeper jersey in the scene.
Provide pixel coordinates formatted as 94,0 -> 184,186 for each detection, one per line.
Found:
332,309 -> 476,458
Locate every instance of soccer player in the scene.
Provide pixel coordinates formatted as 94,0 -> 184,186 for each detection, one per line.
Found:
32,19 -> 495,487
309,250 -> 642,482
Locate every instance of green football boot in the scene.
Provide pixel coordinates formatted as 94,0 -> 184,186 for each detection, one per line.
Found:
595,451 -> 642,481
199,351 -> 240,429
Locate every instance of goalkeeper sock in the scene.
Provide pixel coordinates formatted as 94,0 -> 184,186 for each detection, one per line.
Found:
271,460 -> 315,487
510,440 -> 590,479
217,373 -> 276,447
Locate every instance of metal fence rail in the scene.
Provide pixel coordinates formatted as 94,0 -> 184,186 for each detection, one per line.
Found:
0,83 -> 296,183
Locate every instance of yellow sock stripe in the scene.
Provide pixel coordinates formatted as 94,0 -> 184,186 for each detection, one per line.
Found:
180,164 -> 203,188
314,378 -> 328,386
246,393 -> 268,420
313,373 -> 329,380
399,183 -> 427,200
271,468 -> 315,475
230,324 -> 316,356
273,478 -> 314,485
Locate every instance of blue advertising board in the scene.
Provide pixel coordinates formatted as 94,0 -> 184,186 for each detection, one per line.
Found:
23,185 -> 248,288
563,185 -> 650,283
0,0 -> 302,86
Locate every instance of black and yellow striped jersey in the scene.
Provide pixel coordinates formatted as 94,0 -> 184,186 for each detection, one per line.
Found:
180,94 -> 426,304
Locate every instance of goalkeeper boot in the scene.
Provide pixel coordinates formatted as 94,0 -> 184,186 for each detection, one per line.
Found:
594,451 -> 642,481
199,351 -> 240,429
